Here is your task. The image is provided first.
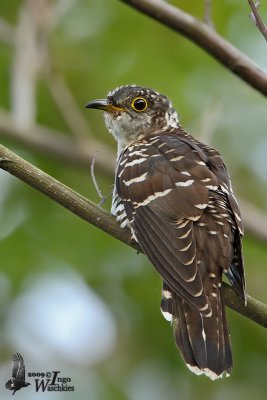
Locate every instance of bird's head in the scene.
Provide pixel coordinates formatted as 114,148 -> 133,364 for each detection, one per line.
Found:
85,85 -> 179,150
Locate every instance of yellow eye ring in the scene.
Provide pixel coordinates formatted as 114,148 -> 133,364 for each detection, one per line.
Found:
131,97 -> 148,112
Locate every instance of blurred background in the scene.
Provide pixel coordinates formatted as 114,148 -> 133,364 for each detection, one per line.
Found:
0,0 -> 267,399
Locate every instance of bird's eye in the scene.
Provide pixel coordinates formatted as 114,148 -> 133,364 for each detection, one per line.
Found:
131,97 -> 148,112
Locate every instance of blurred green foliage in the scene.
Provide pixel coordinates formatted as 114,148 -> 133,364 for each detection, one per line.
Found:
0,1 -> 267,399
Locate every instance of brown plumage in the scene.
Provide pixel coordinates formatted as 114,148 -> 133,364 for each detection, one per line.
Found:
85,85 -> 246,380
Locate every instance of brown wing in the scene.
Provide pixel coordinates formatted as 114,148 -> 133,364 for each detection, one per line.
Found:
116,130 -> 245,311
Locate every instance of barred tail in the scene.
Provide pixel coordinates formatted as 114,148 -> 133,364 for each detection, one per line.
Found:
161,282 -> 232,380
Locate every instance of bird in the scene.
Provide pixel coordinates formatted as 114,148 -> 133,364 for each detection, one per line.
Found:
85,85 -> 246,380
5,353 -> 31,395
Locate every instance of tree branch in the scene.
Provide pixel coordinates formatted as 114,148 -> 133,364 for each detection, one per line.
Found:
119,0 -> 267,96
2,108 -> 267,244
0,109 -> 115,175
0,143 -> 266,328
248,0 -> 267,42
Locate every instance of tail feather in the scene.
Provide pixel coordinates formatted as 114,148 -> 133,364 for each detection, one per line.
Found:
161,283 -> 232,380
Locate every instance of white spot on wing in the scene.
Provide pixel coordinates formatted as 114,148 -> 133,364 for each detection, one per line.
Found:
206,185 -> 218,190
124,158 -> 147,167
127,150 -> 148,157
184,255 -> 195,265
181,171 -> 191,176
135,188 -> 172,207
119,158 -> 128,166
176,219 -> 190,228
130,227 -> 138,242
201,177 -> 211,182
220,185 -> 230,195
179,242 -> 192,251
177,229 -> 191,239
205,311 -> 212,317
123,172 -> 148,186
175,179 -> 194,187
234,212 -> 242,222
194,203 -> 208,210
169,155 -> 184,162
115,203 -> 125,213
165,148 -> 176,154
162,290 -> 172,299
199,303 -> 209,311
149,139 -> 161,145
161,309 -> 173,322
118,218 -> 130,229
209,273 -> 216,278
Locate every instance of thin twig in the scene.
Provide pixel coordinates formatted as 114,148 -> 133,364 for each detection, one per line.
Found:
91,154 -> 113,206
119,0 -> 267,96
91,155 -> 104,199
0,142 -> 266,328
204,0 -> 213,28
248,0 -> 267,42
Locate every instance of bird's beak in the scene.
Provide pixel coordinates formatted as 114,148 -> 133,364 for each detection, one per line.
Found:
85,99 -> 124,113
85,99 -> 109,111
